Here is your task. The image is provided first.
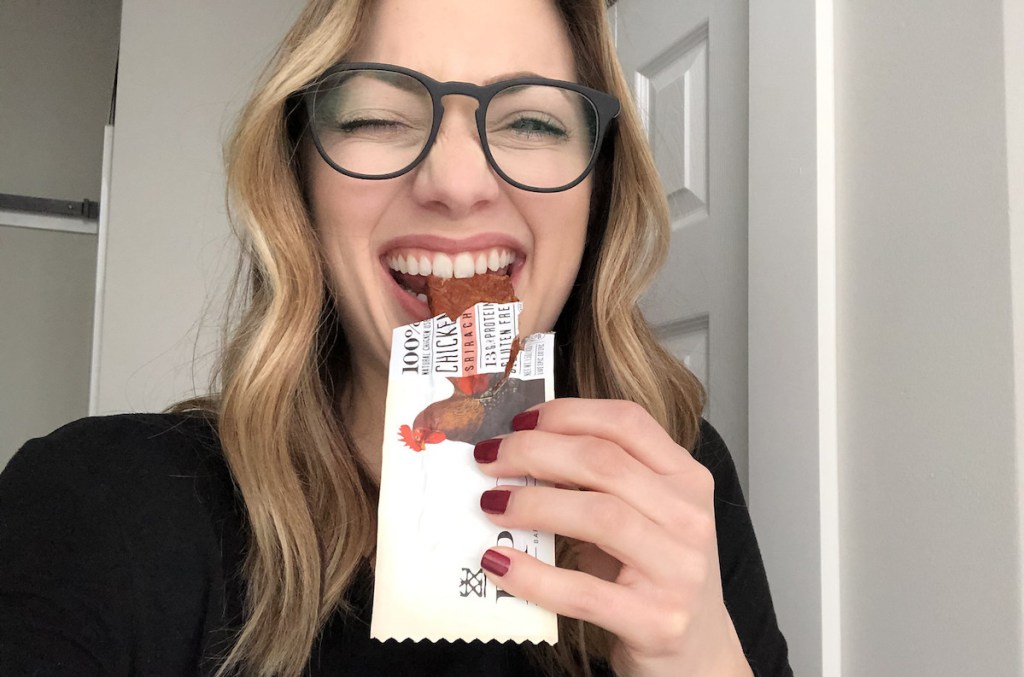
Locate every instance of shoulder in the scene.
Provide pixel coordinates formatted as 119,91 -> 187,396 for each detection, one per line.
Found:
692,417 -> 736,478
1,410 -> 243,576
10,410 -> 221,467
2,410 -> 240,560
690,417 -> 749,508
4,411 -> 227,500
2,409 -> 239,546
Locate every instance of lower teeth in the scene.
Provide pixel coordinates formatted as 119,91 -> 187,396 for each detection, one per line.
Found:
400,286 -> 428,304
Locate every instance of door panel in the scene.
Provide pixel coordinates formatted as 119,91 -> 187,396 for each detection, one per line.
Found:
612,0 -> 749,488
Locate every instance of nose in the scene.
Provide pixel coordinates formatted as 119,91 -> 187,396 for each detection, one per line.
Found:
408,95 -> 501,219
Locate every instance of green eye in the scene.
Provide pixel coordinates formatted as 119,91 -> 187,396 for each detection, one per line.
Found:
508,117 -> 566,137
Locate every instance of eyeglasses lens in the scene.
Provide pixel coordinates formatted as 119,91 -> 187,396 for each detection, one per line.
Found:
311,69 -> 600,190
485,84 -> 597,190
313,70 -> 431,177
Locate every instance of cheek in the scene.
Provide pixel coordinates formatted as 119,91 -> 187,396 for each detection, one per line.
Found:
552,184 -> 590,261
310,175 -> 368,242
308,169 -> 398,280
302,136 -> 407,254
524,186 -> 591,329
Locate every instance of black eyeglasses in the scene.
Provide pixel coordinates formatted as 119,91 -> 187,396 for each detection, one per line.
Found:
298,62 -> 620,193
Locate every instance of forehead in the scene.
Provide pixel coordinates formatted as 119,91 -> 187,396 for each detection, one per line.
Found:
348,0 -> 577,84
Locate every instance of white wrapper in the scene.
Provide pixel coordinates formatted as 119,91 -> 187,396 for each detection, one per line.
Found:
371,301 -> 557,643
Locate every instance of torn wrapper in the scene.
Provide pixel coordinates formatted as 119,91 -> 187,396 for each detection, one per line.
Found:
371,301 -> 557,644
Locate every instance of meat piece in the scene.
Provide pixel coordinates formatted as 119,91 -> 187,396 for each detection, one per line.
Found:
425,273 -> 518,320
426,272 -> 523,381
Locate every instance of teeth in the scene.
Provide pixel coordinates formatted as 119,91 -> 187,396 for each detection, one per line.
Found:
432,253 -> 453,278
416,293 -> 427,303
453,253 -> 475,278
386,247 -> 516,279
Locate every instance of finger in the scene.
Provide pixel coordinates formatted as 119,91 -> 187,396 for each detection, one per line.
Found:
475,430 -> 674,527
479,546 -> 669,652
513,399 -> 693,475
481,486 -> 693,585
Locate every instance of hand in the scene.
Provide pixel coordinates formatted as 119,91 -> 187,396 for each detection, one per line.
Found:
474,398 -> 752,677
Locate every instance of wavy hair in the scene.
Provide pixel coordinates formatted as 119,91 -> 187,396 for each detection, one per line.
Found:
171,0 -> 705,674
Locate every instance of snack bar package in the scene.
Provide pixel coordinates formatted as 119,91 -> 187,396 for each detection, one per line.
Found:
370,300 -> 557,644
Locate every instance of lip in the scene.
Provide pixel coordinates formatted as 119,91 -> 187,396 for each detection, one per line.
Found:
379,233 -> 526,257
378,233 -> 527,322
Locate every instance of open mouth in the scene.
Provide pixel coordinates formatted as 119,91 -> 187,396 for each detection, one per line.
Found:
384,247 -> 518,301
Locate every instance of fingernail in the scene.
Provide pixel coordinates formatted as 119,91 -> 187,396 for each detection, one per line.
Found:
511,409 -> 539,431
474,438 -> 501,463
480,489 -> 510,514
481,549 -> 510,576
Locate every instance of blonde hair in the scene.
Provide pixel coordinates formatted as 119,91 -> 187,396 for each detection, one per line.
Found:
171,0 -> 705,675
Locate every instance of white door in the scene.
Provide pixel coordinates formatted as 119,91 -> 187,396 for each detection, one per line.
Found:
611,0 -> 750,489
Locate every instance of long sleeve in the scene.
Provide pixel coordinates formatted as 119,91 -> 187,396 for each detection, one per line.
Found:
696,419 -> 793,677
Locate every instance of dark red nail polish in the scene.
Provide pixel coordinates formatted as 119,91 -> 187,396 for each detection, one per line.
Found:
474,438 -> 501,463
480,489 -> 510,514
511,409 -> 539,431
481,549 -> 510,577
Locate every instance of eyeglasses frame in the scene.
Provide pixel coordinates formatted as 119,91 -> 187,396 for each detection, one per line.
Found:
298,62 -> 621,194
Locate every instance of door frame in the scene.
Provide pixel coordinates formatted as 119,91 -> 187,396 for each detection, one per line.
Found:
749,1 -> 839,676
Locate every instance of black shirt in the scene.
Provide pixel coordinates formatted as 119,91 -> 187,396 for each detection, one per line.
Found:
0,413 -> 791,676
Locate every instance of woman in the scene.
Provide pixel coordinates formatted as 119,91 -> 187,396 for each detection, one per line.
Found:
0,0 -> 791,675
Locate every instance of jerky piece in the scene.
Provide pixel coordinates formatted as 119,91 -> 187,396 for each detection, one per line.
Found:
426,273 -> 518,320
426,272 -> 523,391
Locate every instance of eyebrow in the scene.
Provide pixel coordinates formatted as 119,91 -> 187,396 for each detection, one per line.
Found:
481,71 -> 546,85
361,68 -> 567,90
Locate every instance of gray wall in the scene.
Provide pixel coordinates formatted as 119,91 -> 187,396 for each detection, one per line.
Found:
93,0 -> 304,415
1,0 -> 120,467
0,229 -> 96,467
0,0 -> 121,200
836,0 -> 1022,674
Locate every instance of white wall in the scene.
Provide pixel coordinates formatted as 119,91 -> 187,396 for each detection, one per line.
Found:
93,0 -> 304,414
1004,0 -> 1024,670
836,0 -> 1022,674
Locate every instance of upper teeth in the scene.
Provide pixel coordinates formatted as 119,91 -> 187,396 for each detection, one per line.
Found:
387,248 -> 516,279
